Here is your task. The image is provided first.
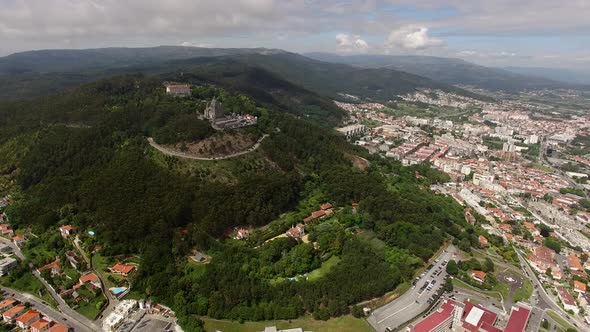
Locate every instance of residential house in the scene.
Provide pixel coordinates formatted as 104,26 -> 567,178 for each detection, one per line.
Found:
79,272 -> 101,289
527,246 -> 556,273
523,222 -> 540,236
0,223 -> 13,237
30,318 -> 51,332
59,225 -> 75,238
568,255 -> 583,271
3,304 -> 25,323
47,323 -> 69,332
15,309 -> 40,329
557,287 -> 579,314
471,270 -> 487,283
12,234 -> 25,247
38,258 -> 61,276
574,280 -> 587,294
286,224 -> 305,240
552,269 -> 563,283
479,235 -> 489,248
110,263 -> 136,276
0,298 -> 17,313
235,228 -> 250,240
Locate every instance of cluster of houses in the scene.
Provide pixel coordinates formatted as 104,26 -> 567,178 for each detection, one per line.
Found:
0,297 -> 69,332
524,244 -> 590,316
407,299 -> 532,332
286,203 -> 334,240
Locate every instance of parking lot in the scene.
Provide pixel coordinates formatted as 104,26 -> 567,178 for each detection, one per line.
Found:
131,317 -> 171,332
367,245 -> 459,332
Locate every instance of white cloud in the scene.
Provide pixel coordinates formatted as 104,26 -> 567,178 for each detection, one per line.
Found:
336,33 -> 369,53
386,26 -> 444,50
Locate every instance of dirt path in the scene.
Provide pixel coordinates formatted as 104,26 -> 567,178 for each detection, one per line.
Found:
147,134 -> 269,161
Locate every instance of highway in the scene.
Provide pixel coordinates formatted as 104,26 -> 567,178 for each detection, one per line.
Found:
367,245 -> 459,332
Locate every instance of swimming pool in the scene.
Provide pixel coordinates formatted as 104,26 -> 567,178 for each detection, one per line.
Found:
110,287 -> 127,295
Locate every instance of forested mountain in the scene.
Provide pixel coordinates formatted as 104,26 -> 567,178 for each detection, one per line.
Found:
0,46 -> 482,101
0,62 -> 492,331
305,53 -> 589,92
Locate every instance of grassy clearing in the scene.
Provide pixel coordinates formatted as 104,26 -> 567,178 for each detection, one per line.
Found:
1,273 -> 43,295
513,278 -> 533,302
76,294 -> 105,320
307,256 -> 341,281
202,315 -> 373,332
451,279 -> 503,300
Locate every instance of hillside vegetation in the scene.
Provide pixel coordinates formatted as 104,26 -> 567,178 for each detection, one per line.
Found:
0,68 -> 492,331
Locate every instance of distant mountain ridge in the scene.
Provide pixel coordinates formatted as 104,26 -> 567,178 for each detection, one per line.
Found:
304,52 -> 589,92
500,66 -> 590,85
0,46 -> 484,101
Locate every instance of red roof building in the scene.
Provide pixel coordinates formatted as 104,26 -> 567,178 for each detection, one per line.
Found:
471,270 -> 487,283
79,272 -> 101,288
110,263 -> 136,276
0,298 -> 17,313
479,235 -> 489,248
2,304 -> 25,322
574,280 -> 587,293
568,255 -> 583,271
15,309 -> 40,329
503,304 -> 531,332
30,318 -> 51,332
461,301 -> 498,332
47,323 -> 70,332
38,258 -> 61,276
406,299 -> 456,332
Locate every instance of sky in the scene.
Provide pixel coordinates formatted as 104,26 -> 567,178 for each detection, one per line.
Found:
1,0 -> 589,69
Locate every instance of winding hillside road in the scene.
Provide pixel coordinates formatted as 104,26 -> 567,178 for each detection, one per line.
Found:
147,134 -> 269,161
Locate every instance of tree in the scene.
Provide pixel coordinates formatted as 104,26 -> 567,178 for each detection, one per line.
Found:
544,237 -> 562,253
541,319 -> 549,329
446,260 -> 459,276
484,258 -> 495,273
444,278 -> 454,292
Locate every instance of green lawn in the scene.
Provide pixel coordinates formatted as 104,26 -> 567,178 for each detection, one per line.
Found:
513,278 -> 533,302
1,273 -> 43,294
202,315 -> 373,332
76,294 -> 105,320
451,279 -> 503,300
307,256 -> 341,281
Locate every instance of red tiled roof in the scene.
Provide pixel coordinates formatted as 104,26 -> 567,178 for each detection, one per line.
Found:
12,235 -> 25,241
574,280 -> 587,293
15,309 -> 39,323
568,255 -> 583,270
320,203 -> 333,210
47,323 -> 69,332
504,305 -> 531,332
39,259 -> 60,273
410,300 -> 456,332
0,298 -> 16,310
111,263 -> 135,274
471,270 -> 487,282
60,225 -> 74,231
30,318 -> 50,330
79,272 -> 99,284
3,304 -> 25,318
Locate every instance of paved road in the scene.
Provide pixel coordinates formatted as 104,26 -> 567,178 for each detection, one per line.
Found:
367,245 -> 458,332
0,237 -> 100,331
147,134 -> 269,161
0,285 -> 92,332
